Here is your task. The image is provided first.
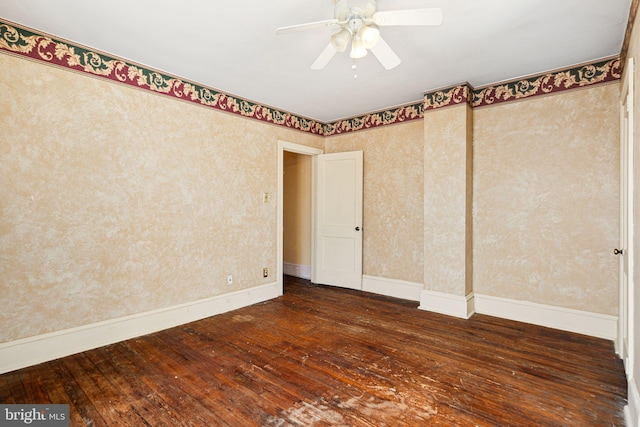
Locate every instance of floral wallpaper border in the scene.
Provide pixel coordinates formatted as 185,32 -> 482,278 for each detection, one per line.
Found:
0,19 -> 622,134
323,102 -> 424,136
0,20 -> 325,135
424,84 -> 472,111
423,58 -> 621,112
471,58 -> 621,108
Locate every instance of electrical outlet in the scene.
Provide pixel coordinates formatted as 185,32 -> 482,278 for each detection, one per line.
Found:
227,275 -> 233,285
263,268 -> 268,278
263,192 -> 270,203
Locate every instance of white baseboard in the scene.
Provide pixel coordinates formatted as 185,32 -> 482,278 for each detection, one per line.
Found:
419,289 -> 475,319
362,275 -> 422,302
0,282 -> 279,375
283,262 -> 311,280
474,293 -> 618,340
627,378 -> 640,427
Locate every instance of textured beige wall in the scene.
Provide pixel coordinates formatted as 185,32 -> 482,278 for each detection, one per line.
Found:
473,84 -> 620,315
0,40 -> 623,347
0,53 -> 323,343
423,104 -> 473,296
324,121 -> 424,284
283,151 -> 311,266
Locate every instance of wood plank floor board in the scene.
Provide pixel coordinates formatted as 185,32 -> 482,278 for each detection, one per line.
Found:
81,346 -> 186,427
272,290 -> 596,422
0,370 -> 24,404
62,351 -> 154,427
162,326 -> 319,411
147,333 -> 292,424
49,360 -> 109,427
0,276 -> 627,426
108,339 -> 237,426
150,317 -> 339,424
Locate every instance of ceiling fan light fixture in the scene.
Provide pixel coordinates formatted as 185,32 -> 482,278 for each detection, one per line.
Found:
350,36 -> 368,59
358,25 -> 380,49
275,0 -> 442,71
330,28 -> 351,52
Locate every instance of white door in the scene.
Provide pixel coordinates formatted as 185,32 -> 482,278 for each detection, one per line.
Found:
314,151 -> 363,289
618,57 -> 634,375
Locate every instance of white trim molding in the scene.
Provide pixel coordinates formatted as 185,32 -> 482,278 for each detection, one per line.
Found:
0,282 -> 279,375
419,289 -> 475,319
474,293 -> 618,340
626,378 -> 640,427
283,262 -> 312,280
362,275 -> 423,302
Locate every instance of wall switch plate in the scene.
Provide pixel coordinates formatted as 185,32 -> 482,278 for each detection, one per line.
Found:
227,275 -> 233,285
263,268 -> 268,278
263,192 -> 270,203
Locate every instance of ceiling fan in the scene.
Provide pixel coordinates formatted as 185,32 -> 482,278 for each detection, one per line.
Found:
275,0 -> 442,70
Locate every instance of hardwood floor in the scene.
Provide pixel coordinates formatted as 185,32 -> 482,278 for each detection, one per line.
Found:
0,276 -> 627,426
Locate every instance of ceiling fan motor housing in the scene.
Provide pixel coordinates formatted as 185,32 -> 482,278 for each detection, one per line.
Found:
335,0 -> 378,21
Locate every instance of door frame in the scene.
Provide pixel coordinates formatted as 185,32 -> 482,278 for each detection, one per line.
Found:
277,140 -> 323,295
618,57 -> 635,376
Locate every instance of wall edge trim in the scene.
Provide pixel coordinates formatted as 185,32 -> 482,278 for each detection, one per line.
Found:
474,293 -> 618,340
362,275 -> 423,302
0,282 -> 279,375
418,289 -> 475,319
626,377 -> 640,427
283,263 -> 312,280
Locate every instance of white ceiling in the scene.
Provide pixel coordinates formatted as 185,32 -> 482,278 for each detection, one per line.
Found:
0,0 -> 632,122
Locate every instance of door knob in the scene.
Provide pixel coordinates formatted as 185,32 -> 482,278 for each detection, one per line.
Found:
355,227 -> 360,231
614,248 -> 624,255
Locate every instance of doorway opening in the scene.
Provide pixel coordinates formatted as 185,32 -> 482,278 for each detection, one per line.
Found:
283,151 -> 313,281
277,141 -> 323,295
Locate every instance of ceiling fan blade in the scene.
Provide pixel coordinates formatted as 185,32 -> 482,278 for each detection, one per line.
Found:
275,19 -> 338,35
370,36 -> 401,70
373,8 -> 442,26
311,43 -> 338,70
